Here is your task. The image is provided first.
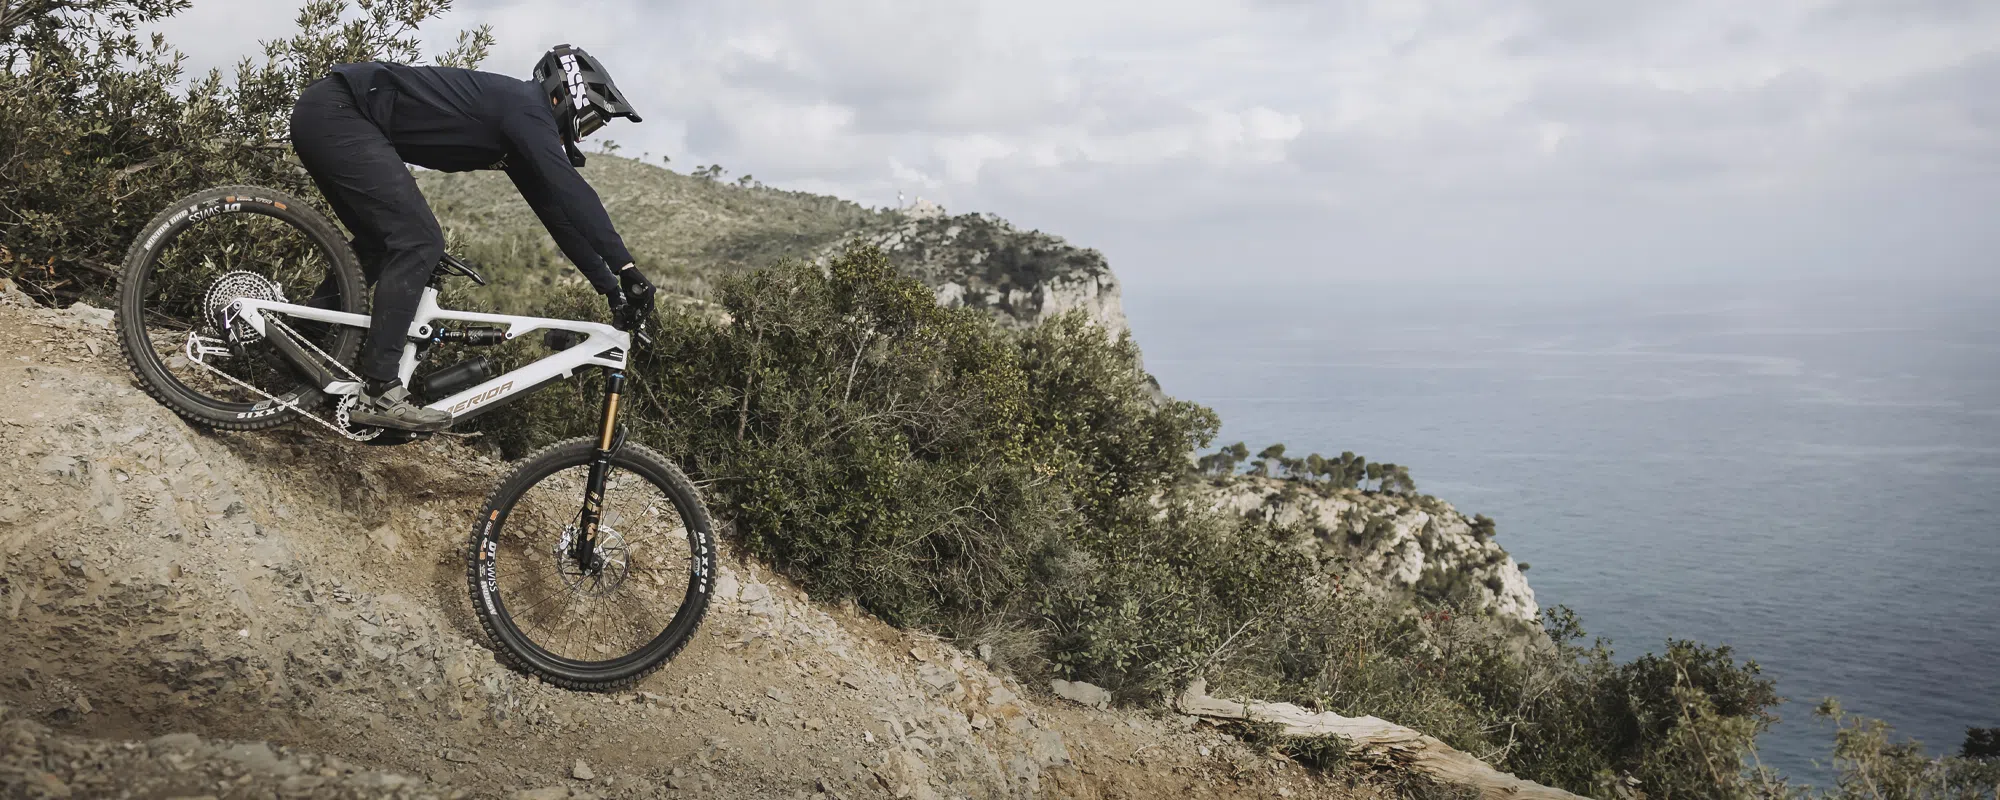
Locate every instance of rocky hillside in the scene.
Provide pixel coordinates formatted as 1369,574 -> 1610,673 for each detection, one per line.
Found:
0,292 -> 1392,799
418,160 -> 1128,334
1208,479 -> 1539,628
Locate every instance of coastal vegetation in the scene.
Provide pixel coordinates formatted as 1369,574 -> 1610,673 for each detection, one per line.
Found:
1198,441 -> 1418,494
3,1 -> 1991,797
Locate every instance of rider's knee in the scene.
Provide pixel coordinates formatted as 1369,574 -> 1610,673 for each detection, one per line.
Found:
390,237 -> 446,272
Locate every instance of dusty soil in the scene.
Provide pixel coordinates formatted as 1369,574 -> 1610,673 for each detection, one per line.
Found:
0,293 -> 1380,799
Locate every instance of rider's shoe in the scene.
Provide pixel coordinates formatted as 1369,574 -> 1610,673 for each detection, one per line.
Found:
348,381 -> 452,432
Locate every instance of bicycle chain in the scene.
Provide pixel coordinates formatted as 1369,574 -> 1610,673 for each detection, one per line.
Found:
265,314 -> 364,383
181,324 -> 380,442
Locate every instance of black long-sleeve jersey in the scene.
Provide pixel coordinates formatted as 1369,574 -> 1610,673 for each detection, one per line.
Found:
329,61 -> 634,295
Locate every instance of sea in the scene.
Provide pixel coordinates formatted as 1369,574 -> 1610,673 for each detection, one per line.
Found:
1126,275 -> 2000,780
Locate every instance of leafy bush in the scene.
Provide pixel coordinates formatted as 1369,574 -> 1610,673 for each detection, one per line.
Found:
1201,443 -> 1417,494
1812,700 -> 2000,799
0,0 -> 489,301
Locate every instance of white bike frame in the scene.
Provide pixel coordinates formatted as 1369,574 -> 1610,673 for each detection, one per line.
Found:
227,285 -> 630,420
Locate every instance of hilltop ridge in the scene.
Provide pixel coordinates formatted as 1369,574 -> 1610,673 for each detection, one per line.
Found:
419,157 -> 1127,335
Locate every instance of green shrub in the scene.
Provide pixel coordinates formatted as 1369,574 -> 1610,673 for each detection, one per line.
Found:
0,0 -> 490,302
1809,700 -> 2000,799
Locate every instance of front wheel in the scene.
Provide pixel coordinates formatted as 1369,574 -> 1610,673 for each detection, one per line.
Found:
467,438 -> 716,690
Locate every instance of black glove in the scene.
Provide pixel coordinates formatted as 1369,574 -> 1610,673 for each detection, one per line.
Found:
618,264 -> 655,304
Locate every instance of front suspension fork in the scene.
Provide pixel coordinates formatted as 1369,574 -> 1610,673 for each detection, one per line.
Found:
573,370 -> 625,572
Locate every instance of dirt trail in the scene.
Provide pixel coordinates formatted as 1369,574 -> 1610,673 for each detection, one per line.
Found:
0,294 -> 1370,799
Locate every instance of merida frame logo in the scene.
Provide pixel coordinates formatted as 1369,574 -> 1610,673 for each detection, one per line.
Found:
448,380 -> 512,415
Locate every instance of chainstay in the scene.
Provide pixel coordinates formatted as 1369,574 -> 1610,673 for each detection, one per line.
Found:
265,314 -> 364,383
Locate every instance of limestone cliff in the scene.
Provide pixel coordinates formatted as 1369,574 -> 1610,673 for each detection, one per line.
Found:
1207,478 -> 1539,626
823,201 -> 1129,336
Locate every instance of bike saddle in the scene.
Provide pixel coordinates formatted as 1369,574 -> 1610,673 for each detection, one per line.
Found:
433,254 -> 489,286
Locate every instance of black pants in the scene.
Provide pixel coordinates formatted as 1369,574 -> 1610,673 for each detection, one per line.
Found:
289,76 -> 444,383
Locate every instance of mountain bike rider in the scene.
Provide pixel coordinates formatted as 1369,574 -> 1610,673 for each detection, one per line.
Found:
288,45 -> 654,432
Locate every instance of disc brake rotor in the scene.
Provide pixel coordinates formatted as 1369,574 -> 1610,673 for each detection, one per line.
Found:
555,524 -> 632,597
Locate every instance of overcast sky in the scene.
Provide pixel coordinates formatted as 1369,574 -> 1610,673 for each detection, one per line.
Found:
155,0 -> 2000,287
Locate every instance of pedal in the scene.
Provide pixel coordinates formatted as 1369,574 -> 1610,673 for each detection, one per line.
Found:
184,332 -> 234,363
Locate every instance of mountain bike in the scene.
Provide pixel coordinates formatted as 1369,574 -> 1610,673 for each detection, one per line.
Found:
113,185 -> 715,690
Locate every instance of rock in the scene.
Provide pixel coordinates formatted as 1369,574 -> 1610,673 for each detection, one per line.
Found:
442,748 -> 478,763
366,524 -> 401,554
66,301 -> 114,328
0,277 -> 32,306
738,581 -> 777,617
572,758 -> 595,781
1030,730 -> 1070,765
35,454 -> 76,479
872,748 -> 938,800
917,664 -> 957,692
148,732 -> 204,753
513,788 -> 570,800
222,742 -> 298,776
34,773 -> 72,798
1049,679 -> 1111,709
711,567 -> 740,604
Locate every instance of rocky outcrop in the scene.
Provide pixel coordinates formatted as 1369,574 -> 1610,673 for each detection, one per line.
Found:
1208,478 -> 1539,626
826,209 -> 1129,336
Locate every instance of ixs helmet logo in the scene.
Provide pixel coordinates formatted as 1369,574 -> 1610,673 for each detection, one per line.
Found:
448,380 -> 513,415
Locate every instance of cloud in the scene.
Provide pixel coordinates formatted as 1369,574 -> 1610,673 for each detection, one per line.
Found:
153,0 -> 2000,284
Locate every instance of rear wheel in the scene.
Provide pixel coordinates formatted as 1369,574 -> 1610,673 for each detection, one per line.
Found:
115,185 -> 366,431
467,438 -> 717,690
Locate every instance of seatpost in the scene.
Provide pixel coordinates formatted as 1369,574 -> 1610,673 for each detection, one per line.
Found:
573,370 -> 625,572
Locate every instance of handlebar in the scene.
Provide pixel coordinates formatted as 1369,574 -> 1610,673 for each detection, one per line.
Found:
612,286 -> 656,345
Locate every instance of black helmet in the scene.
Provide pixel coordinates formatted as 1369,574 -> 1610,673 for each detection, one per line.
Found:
533,44 -> 642,144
